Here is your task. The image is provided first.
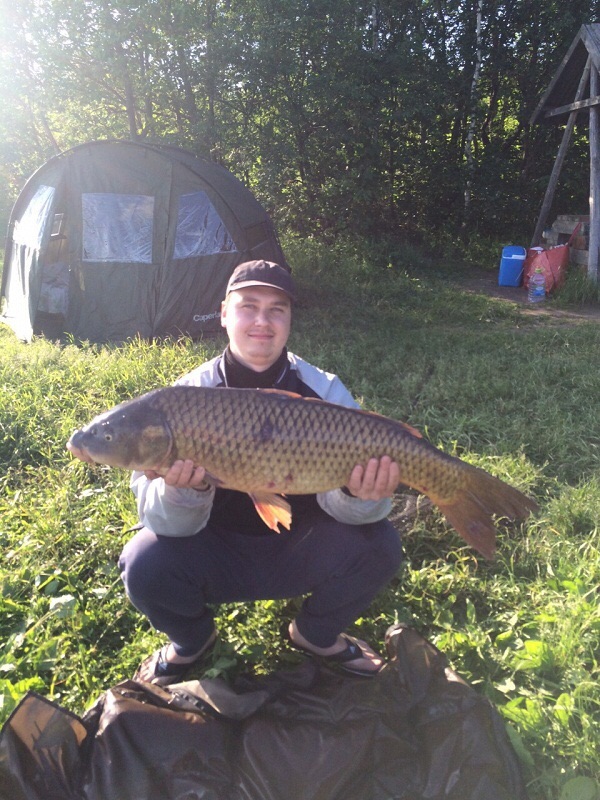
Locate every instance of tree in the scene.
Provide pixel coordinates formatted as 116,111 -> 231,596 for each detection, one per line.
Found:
0,0 -> 598,243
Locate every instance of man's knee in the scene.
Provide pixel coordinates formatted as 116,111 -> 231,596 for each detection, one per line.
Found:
368,519 -> 404,574
324,517 -> 403,579
119,527 -> 164,601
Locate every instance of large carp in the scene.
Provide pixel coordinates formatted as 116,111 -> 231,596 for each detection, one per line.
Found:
67,385 -> 537,558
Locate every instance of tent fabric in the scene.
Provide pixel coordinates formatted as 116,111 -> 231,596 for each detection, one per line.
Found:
0,625 -> 529,800
1,141 -> 287,343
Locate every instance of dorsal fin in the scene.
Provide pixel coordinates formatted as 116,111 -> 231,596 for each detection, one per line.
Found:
259,388 -> 304,399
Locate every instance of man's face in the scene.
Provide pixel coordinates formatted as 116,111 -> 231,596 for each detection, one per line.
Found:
221,285 -> 292,371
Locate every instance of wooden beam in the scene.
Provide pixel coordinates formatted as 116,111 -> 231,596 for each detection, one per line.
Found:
529,26 -> 587,125
589,66 -> 600,282
580,23 -> 600,73
530,56 -> 592,247
544,95 -> 600,118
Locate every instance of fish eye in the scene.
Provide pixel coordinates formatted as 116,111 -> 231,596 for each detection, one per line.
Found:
104,433 -> 112,441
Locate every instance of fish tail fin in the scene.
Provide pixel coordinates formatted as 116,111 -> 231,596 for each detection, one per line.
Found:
249,492 -> 292,532
435,467 -> 538,560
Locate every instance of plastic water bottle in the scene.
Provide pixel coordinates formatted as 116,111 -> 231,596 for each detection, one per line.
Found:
528,268 -> 545,303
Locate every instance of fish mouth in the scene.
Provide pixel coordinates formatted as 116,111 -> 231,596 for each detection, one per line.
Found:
66,435 -> 96,464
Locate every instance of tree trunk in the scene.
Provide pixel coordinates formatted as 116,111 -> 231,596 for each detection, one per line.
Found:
589,65 -> 600,283
462,0 -> 483,232
114,40 -> 138,140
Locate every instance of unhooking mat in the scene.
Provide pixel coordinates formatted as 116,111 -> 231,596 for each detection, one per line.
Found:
0,624 -> 529,800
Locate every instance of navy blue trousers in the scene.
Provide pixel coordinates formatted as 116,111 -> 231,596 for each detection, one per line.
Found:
119,510 -> 403,656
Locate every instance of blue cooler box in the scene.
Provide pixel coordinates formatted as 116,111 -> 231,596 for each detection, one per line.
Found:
498,245 -> 526,286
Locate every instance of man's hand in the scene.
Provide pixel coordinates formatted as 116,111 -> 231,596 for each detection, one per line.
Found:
144,459 -> 209,490
346,456 -> 401,501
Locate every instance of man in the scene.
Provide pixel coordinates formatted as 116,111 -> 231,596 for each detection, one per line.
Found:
118,260 -> 404,684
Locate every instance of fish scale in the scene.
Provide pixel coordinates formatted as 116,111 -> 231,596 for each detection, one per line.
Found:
159,389 -> 416,494
67,385 -> 538,559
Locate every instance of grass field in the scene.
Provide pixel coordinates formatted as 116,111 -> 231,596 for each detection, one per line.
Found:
0,235 -> 599,799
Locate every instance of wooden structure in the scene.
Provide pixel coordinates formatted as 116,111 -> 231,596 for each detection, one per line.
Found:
530,24 -> 600,282
543,214 -> 589,264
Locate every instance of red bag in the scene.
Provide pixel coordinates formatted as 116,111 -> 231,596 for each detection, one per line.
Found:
523,221 -> 581,293
523,246 -> 569,293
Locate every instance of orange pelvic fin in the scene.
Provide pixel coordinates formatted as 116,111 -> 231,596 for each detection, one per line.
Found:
434,467 -> 538,560
249,492 -> 292,532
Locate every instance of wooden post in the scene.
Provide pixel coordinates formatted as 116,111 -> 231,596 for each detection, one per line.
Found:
530,56 -> 592,247
589,65 -> 600,283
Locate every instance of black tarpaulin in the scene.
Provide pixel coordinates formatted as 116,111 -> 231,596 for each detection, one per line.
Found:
0,625 -> 529,800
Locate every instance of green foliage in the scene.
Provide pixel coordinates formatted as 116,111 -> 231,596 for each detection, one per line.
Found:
0,2 -> 598,240
556,268 -> 600,307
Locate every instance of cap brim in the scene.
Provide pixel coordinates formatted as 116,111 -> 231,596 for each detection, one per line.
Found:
227,280 -> 295,300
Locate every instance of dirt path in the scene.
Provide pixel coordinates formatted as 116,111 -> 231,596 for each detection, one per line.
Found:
455,267 -> 600,324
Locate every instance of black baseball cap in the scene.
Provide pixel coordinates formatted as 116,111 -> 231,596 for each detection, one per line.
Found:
225,260 -> 295,301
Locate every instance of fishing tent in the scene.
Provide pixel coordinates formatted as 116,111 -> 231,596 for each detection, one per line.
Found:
0,141 -> 287,343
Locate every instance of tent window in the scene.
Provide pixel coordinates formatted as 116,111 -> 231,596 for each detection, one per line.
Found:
174,191 -> 237,259
13,185 -> 56,248
82,193 -> 154,263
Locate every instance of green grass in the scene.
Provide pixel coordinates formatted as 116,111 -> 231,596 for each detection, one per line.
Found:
0,235 -> 599,799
